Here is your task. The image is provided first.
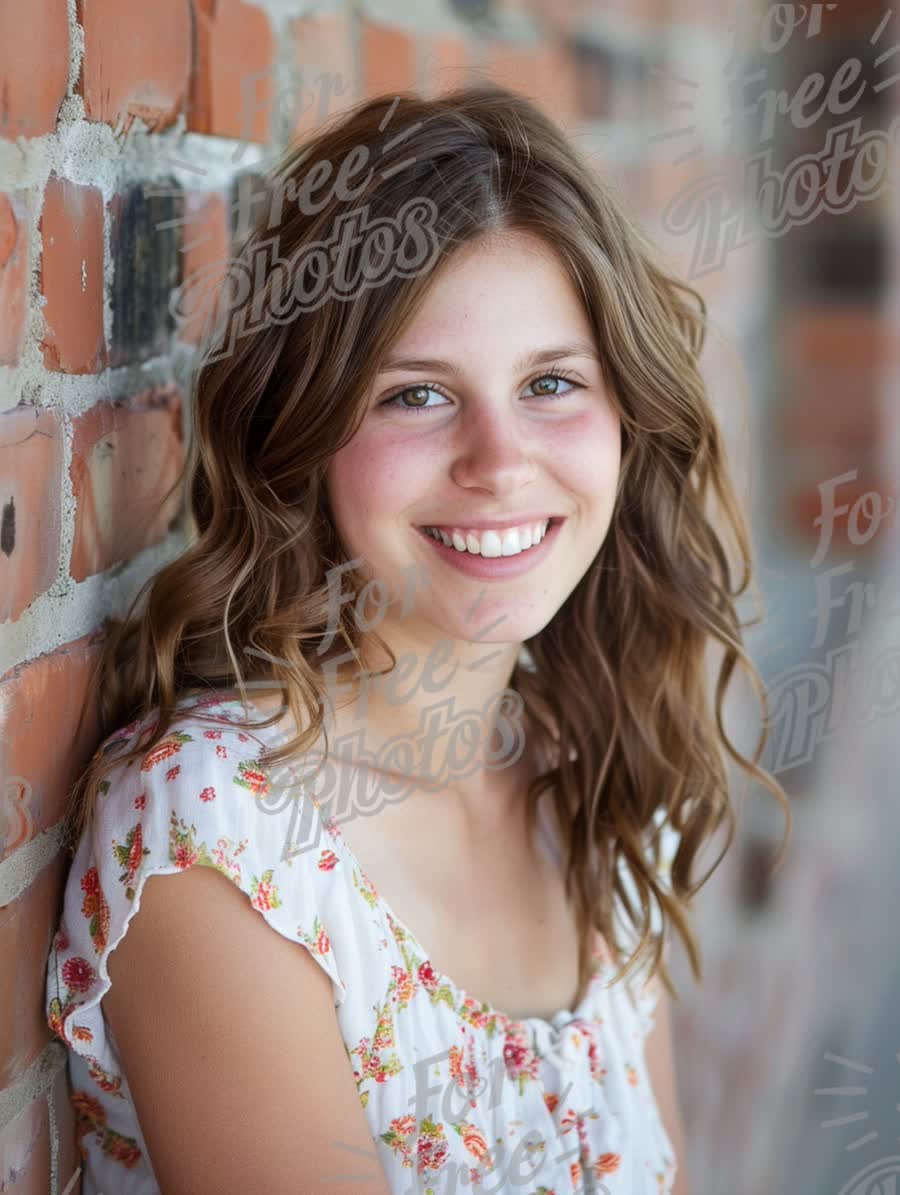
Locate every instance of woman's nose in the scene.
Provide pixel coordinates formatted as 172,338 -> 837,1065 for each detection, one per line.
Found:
449,408 -> 540,495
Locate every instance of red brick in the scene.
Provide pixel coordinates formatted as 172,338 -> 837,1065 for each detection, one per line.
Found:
486,40 -> 537,96
419,31 -> 473,98
483,39 -> 580,129
0,636 -> 102,864
0,0 -> 69,140
39,177 -> 107,374
0,853 -> 68,1089
0,1089 -> 50,1193
177,191 -> 230,346
360,20 -> 418,98
68,386 -> 184,582
788,473 -> 897,554
780,375 -> 881,448
540,41 -> 581,130
0,193 -> 31,367
76,0 -> 192,134
289,11 -> 357,140
572,39 -> 614,121
188,0 -> 276,142
528,0 -> 593,36
0,407 -> 63,624
784,308 -> 900,367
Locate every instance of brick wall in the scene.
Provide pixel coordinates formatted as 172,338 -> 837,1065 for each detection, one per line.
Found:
0,0 -> 734,1190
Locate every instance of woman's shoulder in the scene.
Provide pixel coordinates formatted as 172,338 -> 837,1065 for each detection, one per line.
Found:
84,692 -> 324,875
46,693 -> 349,1074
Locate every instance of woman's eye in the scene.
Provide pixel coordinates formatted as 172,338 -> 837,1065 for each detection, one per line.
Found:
379,373 -> 580,415
379,384 -> 450,414
529,373 -> 579,398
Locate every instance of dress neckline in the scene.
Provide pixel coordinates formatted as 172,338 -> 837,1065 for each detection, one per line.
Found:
182,691 -> 609,1033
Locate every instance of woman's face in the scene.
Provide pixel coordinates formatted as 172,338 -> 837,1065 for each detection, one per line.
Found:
325,230 -> 622,655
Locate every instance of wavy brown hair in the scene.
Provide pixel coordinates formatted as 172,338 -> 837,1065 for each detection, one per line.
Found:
62,83 -> 791,1010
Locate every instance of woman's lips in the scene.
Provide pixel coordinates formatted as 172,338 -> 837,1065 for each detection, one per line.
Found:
414,518 -> 565,579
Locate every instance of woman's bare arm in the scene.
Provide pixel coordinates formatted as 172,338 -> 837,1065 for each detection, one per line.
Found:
103,865 -> 392,1195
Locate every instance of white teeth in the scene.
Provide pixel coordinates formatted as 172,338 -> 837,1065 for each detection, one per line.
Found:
423,520 -> 552,557
482,531 -> 503,558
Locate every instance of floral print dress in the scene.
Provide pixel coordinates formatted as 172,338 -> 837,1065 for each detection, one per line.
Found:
45,693 -> 679,1195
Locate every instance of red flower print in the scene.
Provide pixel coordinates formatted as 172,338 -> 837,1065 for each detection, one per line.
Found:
595,1153 -> 621,1175
199,786 -> 216,802
373,1025 -> 394,1050
72,1025 -> 94,1044
126,824 -> 145,875
318,849 -> 338,871
88,1058 -> 123,1095
394,1114 -> 416,1136
62,956 -> 97,994
133,794 -> 146,810
417,961 -> 438,990
72,1090 -> 106,1123
234,760 -> 270,799
203,730 -> 223,740
449,1044 -> 464,1085
250,871 -> 282,912
215,745 -> 227,759
79,869 -> 110,954
570,1161 -> 582,1189
174,842 -> 200,869
237,732 -> 248,742
323,815 -> 341,838
416,1117 -> 450,1176
141,735 -> 190,771
107,1136 -> 142,1167
166,765 -> 181,781
55,926 -> 70,952
503,1028 -> 539,1084
461,1124 -> 489,1161
544,1092 -> 560,1115
47,996 -> 73,1042
316,926 -> 331,954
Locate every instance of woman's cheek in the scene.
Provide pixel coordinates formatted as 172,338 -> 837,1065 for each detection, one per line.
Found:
549,412 -> 621,481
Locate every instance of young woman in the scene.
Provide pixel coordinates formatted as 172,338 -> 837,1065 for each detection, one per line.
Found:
45,84 -> 789,1194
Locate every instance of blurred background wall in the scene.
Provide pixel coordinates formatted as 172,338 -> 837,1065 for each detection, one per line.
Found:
1,0 -> 897,1192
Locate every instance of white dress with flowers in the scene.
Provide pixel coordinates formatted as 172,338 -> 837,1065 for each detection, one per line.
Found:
45,693 -> 679,1195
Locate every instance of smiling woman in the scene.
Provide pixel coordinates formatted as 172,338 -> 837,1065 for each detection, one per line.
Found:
327,233 -> 620,601
46,83 -> 788,1195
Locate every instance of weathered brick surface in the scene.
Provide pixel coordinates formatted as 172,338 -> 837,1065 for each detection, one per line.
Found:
0,192 -> 31,367
188,0 -> 277,141
68,386 -> 184,581
0,0 -> 69,141
39,178 -> 107,375
0,407 -> 63,624
76,0 -> 192,134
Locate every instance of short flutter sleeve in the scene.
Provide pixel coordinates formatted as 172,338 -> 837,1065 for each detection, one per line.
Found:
46,714 -> 348,1080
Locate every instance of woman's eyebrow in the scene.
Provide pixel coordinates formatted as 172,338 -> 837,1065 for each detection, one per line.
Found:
377,341 -> 602,376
